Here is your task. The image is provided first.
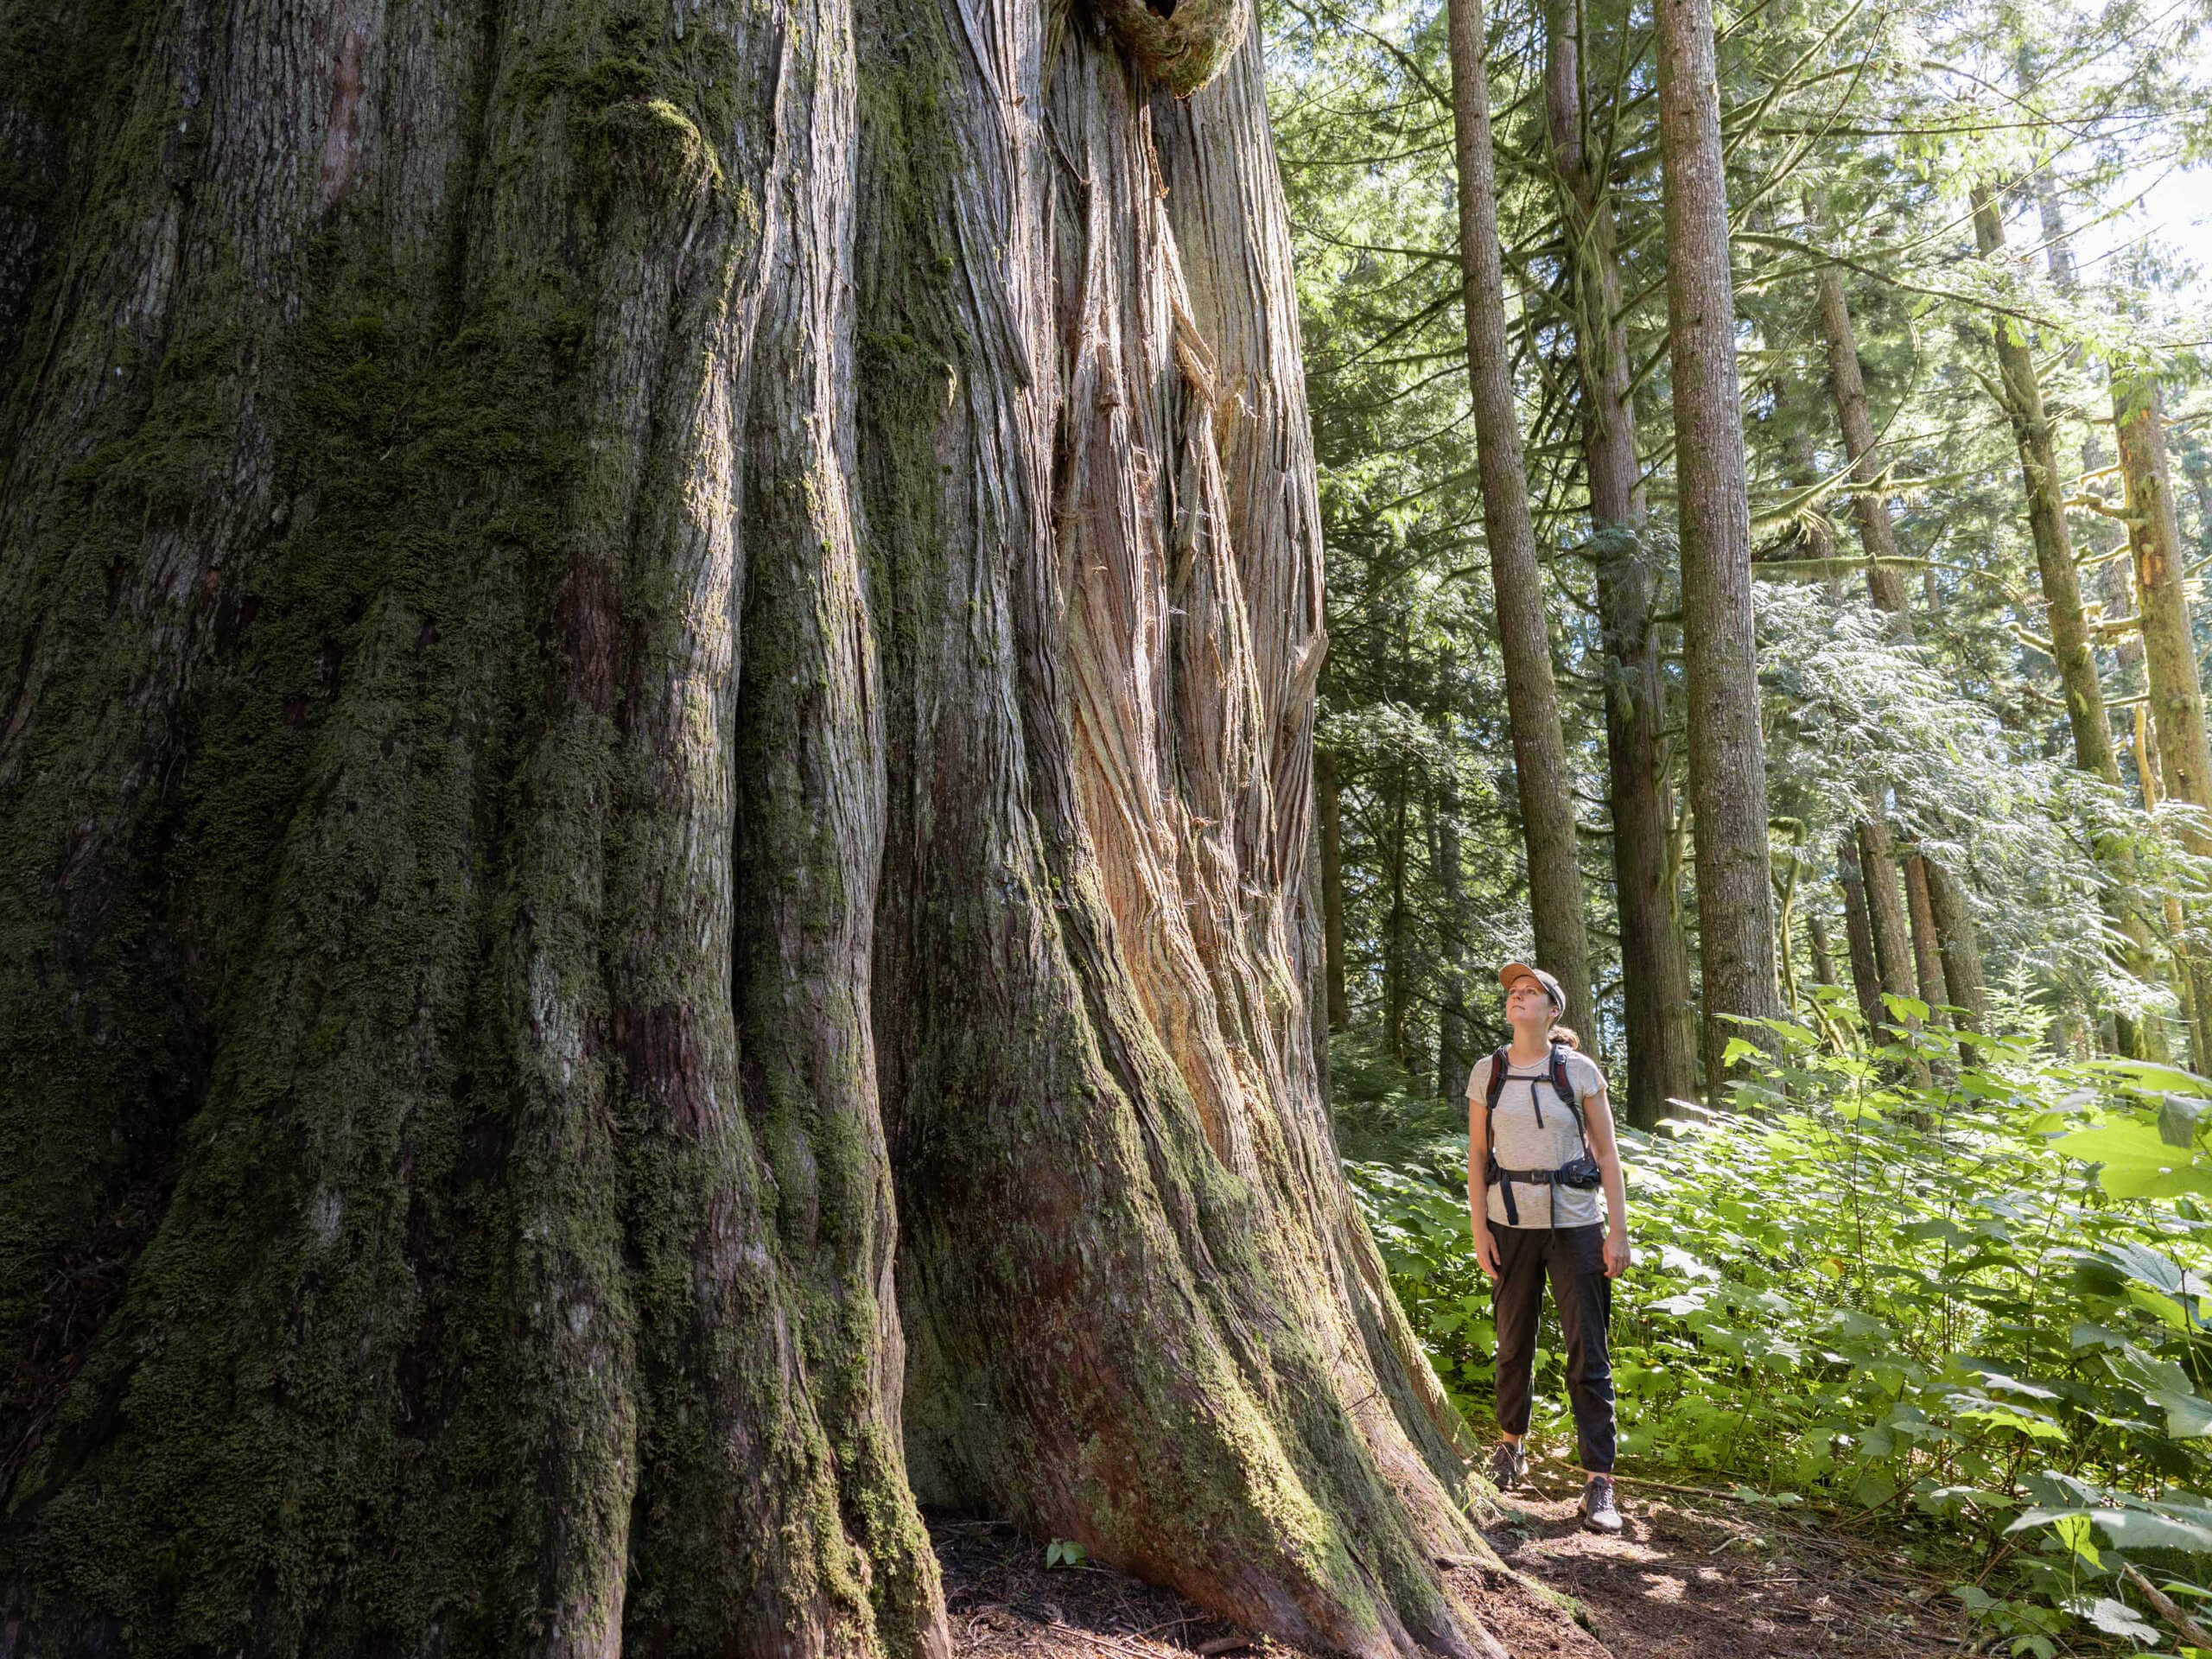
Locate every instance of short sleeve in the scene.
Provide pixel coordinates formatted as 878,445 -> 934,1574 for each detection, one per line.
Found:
1465,1055 -> 1491,1101
1567,1052 -> 1607,1101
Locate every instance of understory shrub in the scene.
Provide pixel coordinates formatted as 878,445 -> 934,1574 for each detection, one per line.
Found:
1346,989 -> 2212,1656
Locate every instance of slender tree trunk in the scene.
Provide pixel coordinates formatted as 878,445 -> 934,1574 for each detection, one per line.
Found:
2117,372 -> 2212,821
1775,831 -> 1802,1015
1971,190 -> 2116,785
2035,172 -> 2195,1064
1319,747 -> 1352,1033
1384,771 -> 1414,1069
1813,251 -> 1990,1052
1541,0 -> 1694,1122
2141,720 -> 2212,1065
0,3 -> 1532,1655
1972,184 -> 2159,1058
1859,819 -> 1917,1020
1444,0 -> 1592,1034
1903,854 -> 1951,1018
1859,820 -> 1931,1083
2114,365 -> 2212,1068
1776,394 -> 1838,568
1808,911 -> 1838,988
1434,687 -> 1472,1098
1811,260 -> 1915,623
1924,861 -> 1987,1063
1654,0 -> 1782,1088
1838,836 -> 1887,1035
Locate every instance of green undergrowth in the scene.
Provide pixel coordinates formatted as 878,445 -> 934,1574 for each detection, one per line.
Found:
1344,991 -> 2212,1656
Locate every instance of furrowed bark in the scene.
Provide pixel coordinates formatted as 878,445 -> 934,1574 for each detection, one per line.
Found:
862,9 -> 1515,1656
1543,0 -> 1695,1122
1,0 -> 1545,1655
1970,189 -> 2114,787
1653,0 -> 1783,1088
2116,371 -> 2212,832
1445,0 -> 1592,1035
0,1 -> 945,1653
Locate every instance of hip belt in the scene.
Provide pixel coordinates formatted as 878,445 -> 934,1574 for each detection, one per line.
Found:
1486,1159 -> 1602,1225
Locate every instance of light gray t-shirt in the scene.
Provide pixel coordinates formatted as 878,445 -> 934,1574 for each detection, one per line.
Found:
1467,1048 -> 1608,1230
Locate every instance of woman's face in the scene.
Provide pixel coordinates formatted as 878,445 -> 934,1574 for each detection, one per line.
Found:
1505,979 -> 1551,1024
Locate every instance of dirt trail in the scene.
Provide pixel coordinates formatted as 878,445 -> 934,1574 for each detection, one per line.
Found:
934,1475 -> 1977,1659
1470,1468 -> 1974,1657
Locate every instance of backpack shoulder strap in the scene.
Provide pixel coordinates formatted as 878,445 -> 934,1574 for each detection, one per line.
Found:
1481,1047 -> 1510,1115
1550,1043 -> 1592,1153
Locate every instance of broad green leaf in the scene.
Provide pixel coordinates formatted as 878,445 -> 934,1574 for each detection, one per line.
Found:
2164,1093 -> 2212,1147
2053,1122 -> 2181,1168
2080,1058 -> 2212,1096
2012,1506 -> 2212,1554
2146,1388 -> 2212,1438
2065,1597 -> 2152,1642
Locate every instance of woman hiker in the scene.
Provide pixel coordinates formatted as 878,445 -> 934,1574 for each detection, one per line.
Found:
1467,962 -> 1632,1534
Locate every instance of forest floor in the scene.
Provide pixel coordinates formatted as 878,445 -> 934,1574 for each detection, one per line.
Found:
931,1470 -> 1981,1659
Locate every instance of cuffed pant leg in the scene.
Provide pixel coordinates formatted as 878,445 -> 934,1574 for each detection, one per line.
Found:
1548,1224 -> 1618,1472
1491,1224 -> 1547,1438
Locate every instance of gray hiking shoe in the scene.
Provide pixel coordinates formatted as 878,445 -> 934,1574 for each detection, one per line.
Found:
1488,1440 -> 1527,1492
1580,1474 -> 1623,1534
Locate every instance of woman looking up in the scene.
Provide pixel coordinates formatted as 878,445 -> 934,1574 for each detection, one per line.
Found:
1467,963 -> 1633,1533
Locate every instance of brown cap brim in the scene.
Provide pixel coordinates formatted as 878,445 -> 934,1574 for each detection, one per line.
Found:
1498,962 -> 1564,1011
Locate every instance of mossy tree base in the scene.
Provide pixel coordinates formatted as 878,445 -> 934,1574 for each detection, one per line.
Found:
0,2 -> 1525,1656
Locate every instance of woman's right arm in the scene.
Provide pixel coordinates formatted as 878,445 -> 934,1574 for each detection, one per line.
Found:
1467,1080 -> 1500,1281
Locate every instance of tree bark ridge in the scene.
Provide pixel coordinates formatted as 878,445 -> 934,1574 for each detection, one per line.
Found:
0,2 -> 1524,1656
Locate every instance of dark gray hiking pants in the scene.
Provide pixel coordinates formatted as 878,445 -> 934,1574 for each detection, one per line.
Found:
1492,1222 -> 1617,1473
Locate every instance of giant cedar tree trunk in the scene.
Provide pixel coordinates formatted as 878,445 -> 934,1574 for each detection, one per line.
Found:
1542,0 -> 1695,1122
1652,0 -> 1782,1087
1443,0 -> 1592,1034
0,3 -> 1522,1656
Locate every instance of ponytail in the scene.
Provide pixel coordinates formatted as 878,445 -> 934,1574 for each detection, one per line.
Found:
1547,1024 -> 1582,1052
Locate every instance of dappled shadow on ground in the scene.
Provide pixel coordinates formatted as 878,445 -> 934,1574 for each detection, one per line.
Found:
933,1474 -> 1977,1659
931,1513 -> 1583,1659
1477,1467 -> 1976,1657
933,1516 -> 1256,1659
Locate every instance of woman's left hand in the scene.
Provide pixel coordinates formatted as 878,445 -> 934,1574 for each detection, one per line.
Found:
1603,1226 -> 1631,1278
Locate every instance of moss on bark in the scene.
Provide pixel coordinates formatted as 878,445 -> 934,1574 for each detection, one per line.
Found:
1,1 -> 1556,1656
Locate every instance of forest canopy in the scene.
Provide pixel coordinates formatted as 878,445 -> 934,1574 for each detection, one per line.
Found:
1273,0 -> 2212,1099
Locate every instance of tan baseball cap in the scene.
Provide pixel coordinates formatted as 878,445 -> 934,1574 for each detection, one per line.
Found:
1498,962 -> 1565,1014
